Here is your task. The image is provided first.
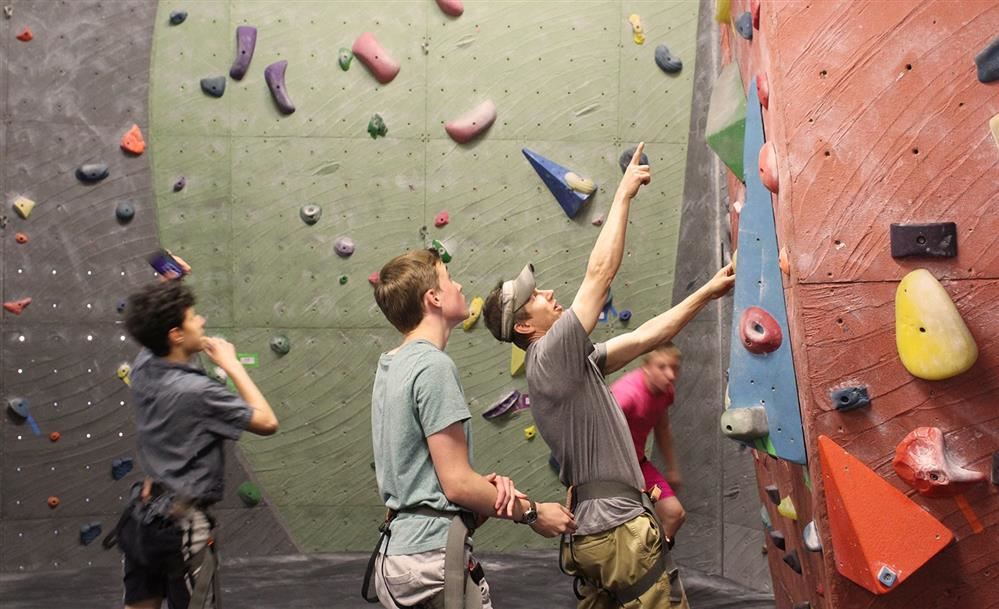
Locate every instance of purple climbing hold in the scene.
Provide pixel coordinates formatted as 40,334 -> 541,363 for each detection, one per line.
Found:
975,34 -> 999,83
482,390 -> 531,420
229,26 -> 257,80
76,163 -> 109,183
618,146 -> 649,174
200,76 -> 226,98
618,309 -> 632,322
264,60 -> 296,115
173,176 -> 186,192
117,299 -> 127,314
335,236 -> 355,257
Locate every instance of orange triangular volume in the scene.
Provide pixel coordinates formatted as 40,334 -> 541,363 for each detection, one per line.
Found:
120,124 -> 146,155
819,436 -> 953,595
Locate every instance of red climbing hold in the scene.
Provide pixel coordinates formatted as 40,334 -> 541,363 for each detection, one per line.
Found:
893,427 -> 987,498
739,306 -> 783,354
15,232 -> 28,244
751,0 -> 760,29
759,142 -> 779,193
49,431 -> 61,442
368,271 -> 380,285
47,496 -> 60,508
757,72 -> 770,110
3,297 -> 31,315
434,210 -> 449,228
120,124 -> 146,155
16,27 -> 32,41
435,0 -> 464,17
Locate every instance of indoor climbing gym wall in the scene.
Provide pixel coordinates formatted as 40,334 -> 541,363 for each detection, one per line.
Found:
710,1 -> 999,608
141,0 -> 703,556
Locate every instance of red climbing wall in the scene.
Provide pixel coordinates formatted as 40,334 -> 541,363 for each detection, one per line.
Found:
723,1 -> 999,608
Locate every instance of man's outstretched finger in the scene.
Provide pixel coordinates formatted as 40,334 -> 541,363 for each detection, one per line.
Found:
630,141 -> 646,166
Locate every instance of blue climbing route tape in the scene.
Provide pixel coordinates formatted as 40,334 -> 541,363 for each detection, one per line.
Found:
727,78 -> 806,465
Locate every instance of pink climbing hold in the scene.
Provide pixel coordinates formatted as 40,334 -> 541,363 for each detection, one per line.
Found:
352,32 -> 400,84
757,72 -> 770,110
434,210 -> 449,228
444,100 -> 497,144
759,142 -> 779,193
368,271 -> 381,285
3,297 -> 31,315
435,0 -> 464,17
893,427 -> 987,498
591,213 -> 605,226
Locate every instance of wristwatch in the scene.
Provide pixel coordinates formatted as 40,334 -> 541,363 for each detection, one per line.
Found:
518,499 -> 538,526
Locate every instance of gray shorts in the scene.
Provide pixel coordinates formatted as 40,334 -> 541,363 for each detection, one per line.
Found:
374,547 -> 492,609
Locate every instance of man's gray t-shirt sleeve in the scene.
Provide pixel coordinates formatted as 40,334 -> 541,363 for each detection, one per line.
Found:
197,379 -> 253,440
531,309 -> 598,394
414,352 -> 471,436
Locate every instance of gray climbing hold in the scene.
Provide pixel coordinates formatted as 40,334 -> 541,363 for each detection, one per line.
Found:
300,204 -> 322,225
760,506 -> 771,528
975,35 -> 999,83
169,10 -> 187,25
76,163 -> 109,183
831,386 -> 870,411
270,335 -> 291,355
264,60 -> 296,114
803,520 -> 822,552
229,26 -> 257,80
335,236 -> 355,257
173,176 -> 186,192
720,405 -> 768,441
338,47 -> 353,71
79,522 -> 102,545
768,529 -> 785,551
200,76 -> 226,98
735,12 -> 753,40
115,201 -> 135,223
618,145 -> 649,173
877,565 -> 897,588
7,397 -> 29,418
654,44 -> 683,74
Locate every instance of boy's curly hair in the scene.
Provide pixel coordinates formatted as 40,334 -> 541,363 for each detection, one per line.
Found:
124,281 -> 196,356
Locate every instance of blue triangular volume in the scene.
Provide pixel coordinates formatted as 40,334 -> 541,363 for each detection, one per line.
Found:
727,79 -> 807,465
522,148 -> 593,218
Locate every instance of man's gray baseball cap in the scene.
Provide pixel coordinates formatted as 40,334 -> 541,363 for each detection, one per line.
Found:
499,263 -> 536,341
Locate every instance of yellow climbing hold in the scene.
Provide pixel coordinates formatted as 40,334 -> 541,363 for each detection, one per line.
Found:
895,269 -> 978,380
731,249 -> 738,272
511,344 -> 526,376
627,14 -> 645,45
777,496 -> 798,520
116,363 -> 132,387
565,172 -> 596,195
13,196 -> 35,219
463,296 -> 484,331
524,424 -> 537,440
714,0 -> 732,23
990,113 -> 999,153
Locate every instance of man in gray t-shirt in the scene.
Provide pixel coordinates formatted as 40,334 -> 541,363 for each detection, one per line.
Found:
483,144 -> 734,608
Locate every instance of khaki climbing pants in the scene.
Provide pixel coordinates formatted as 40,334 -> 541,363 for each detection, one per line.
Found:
561,513 -> 689,609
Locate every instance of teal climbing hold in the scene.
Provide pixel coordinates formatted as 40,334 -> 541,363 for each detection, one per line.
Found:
522,148 -> 594,219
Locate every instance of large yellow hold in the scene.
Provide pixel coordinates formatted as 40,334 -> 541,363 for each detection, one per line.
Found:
895,269 -> 978,380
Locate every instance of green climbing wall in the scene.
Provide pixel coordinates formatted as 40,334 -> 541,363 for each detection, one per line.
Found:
149,0 -> 699,551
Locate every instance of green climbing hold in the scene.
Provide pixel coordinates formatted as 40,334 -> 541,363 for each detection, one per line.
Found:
338,47 -> 353,71
237,481 -> 262,507
339,275 -> 348,285
367,113 -> 387,139
705,62 -> 747,180
431,239 -> 452,263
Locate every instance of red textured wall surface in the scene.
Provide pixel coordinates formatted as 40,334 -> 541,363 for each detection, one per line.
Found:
723,1 -> 999,608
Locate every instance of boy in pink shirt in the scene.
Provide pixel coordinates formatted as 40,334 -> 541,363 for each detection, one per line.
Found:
610,343 -> 686,540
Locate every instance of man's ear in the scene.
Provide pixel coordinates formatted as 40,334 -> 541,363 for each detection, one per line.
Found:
167,326 -> 184,346
513,319 -> 533,335
424,288 -> 442,311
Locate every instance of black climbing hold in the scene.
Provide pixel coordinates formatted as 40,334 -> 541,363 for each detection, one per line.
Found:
300,204 -> 322,225
229,25 -> 257,80
111,457 -> 133,481
618,145 -> 649,174
169,10 -> 187,25
889,222 -> 958,258
115,201 -> 135,224
270,335 -> 291,355
76,163 -> 109,183
735,12 -> 753,40
764,484 -> 780,505
991,451 -> 998,485
79,522 -> 102,545
7,397 -> 29,418
975,34 -> 999,83
548,452 -> 560,473
264,60 -> 296,114
117,299 -> 127,314
654,45 -> 683,74
768,529 -> 786,551
782,550 -> 802,574
200,76 -> 226,98
173,176 -> 186,192
831,386 -> 870,412
793,603 -> 811,609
